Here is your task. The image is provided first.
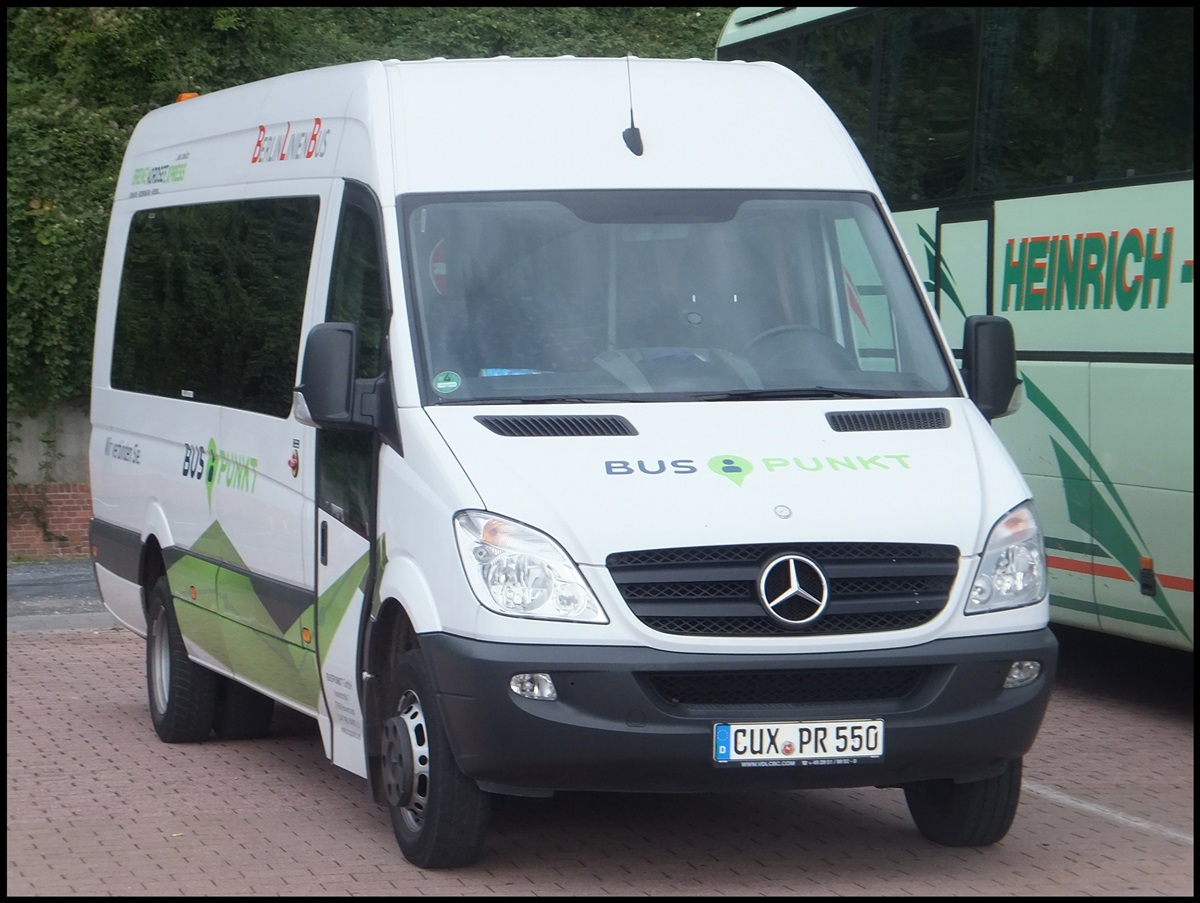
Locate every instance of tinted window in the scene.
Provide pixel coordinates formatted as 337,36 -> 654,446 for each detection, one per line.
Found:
720,7 -> 1193,202
975,8 -> 1089,194
790,14 -> 876,162
112,197 -> 319,415
1093,7 -> 1194,180
875,7 -> 974,205
317,183 -> 389,539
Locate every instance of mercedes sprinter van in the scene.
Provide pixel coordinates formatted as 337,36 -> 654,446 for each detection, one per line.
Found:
90,56 -> 1056,868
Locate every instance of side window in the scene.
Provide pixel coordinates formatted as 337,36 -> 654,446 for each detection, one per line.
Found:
317,182 -> 389,538
836,217 -> 899,372
112,197 -> 319,416
326,187 -> 387,377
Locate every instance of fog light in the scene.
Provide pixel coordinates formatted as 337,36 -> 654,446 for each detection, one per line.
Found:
510,672 -> 557,700
1004,660 -> 1042,688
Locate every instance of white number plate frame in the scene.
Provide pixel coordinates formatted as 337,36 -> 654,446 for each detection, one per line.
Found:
713,719 -> 884,764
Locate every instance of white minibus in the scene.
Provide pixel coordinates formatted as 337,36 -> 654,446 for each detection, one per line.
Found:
90,56 -> 1056,868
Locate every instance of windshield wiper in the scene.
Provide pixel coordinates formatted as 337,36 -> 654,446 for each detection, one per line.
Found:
435,394 -> 654,405
435,388 -> 902,405
695,387 -> 902,401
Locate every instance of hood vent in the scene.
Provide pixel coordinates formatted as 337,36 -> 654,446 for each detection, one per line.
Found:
475,414 -> 638,437
826,408 -> 950,432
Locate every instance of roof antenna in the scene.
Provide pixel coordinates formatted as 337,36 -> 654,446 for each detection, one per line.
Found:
622,54 -> 644,156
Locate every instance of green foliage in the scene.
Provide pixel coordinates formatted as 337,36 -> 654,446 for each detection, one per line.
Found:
6,6 -> 733,418
6,80 -> 126,413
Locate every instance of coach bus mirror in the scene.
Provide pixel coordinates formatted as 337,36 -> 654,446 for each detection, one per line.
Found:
294,322 -> 363,429
961,315 -> 1022,421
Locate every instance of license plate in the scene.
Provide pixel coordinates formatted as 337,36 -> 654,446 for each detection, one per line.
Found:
713,719 -> 884,764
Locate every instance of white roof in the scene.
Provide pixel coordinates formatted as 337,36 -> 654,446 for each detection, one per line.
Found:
118,57 -> 878,201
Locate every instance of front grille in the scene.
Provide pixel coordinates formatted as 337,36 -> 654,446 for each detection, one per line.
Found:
643,667 -> 924,708
607,542 -> 959,637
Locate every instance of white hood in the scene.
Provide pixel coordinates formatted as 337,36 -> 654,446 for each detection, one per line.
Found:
425,398 -> 1027,565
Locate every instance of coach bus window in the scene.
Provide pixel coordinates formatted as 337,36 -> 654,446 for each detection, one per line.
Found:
791,13 -> 876,167
975,8 -> 1089,195
875,7 -> 974,205
1093,7 -> 1194,181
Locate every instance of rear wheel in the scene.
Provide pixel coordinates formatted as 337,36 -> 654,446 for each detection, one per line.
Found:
904,758 -> 1023,846
380,646 -> 490,869
213,678 -> 275,740
146,575 -> 217,742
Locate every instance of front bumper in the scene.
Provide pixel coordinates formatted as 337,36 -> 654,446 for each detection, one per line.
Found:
421,628 -> 1058,794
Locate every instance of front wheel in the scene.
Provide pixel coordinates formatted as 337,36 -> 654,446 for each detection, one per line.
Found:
904,758 -> 1023,846
146,575 -> 217,743
380,646 -> 490,869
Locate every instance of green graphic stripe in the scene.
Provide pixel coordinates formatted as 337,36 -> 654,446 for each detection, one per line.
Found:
206,437 -> 219,511
370,534 -> 390,620
180,520 -> 313,637
1048,594 -> 1099,616
1095,602 -> 1177,631
190,519 -> 248,570
173,595 -> 229,663
1023,375 -> 1145,547
317,550 -> 371,669
1046,536 -> 1108,557
1051,439 -> 1190,643
219,568 -> 311,644
918,224 -> 965,317
167,554 -> 220,601
229,619 -> 321,708
1050,594 -> 1177,631
172,594 -> 320,709
160,519 -> 379,709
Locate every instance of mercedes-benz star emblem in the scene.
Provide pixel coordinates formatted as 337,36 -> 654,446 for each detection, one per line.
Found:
757,553 -> 829,626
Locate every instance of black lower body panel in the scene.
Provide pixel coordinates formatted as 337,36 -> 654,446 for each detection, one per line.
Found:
420,628 -> 1058,794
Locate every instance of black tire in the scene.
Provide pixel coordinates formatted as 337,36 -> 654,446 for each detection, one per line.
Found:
213,678 -> 275,740
904,758 -> 1023,846
380,646 -> 490,869
146,575 -> 217,743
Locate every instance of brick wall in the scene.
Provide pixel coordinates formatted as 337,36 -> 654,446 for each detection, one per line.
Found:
6,482 -> 91,559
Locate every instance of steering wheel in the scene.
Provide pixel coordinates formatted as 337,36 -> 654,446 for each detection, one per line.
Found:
743,324 -> 857,371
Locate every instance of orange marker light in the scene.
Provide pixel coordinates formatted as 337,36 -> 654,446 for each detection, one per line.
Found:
176,92 -> 199,102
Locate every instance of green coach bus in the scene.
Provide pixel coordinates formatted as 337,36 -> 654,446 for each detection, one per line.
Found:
718,6 -> 1194,650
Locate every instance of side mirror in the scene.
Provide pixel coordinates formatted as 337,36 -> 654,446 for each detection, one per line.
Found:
961,315 -> 1021,420
295,322 -> 396,435
294,322 -> 361,429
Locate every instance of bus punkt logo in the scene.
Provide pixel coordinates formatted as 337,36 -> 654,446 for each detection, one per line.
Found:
604,453 -> 913,485
182,438 -> 260,510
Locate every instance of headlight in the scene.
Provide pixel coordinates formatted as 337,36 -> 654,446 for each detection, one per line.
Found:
965,501 -> 1047,615
454,511 -> 608,624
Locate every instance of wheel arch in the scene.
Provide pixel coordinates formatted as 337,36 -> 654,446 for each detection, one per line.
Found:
138,534 -> 167,618
137,499 -> 174,617
363,595 -> 419,806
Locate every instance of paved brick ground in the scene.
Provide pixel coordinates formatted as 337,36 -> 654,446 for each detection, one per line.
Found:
6,624 -> 1193,896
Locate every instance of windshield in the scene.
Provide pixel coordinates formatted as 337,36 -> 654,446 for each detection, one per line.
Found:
403,190 -> 955,404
